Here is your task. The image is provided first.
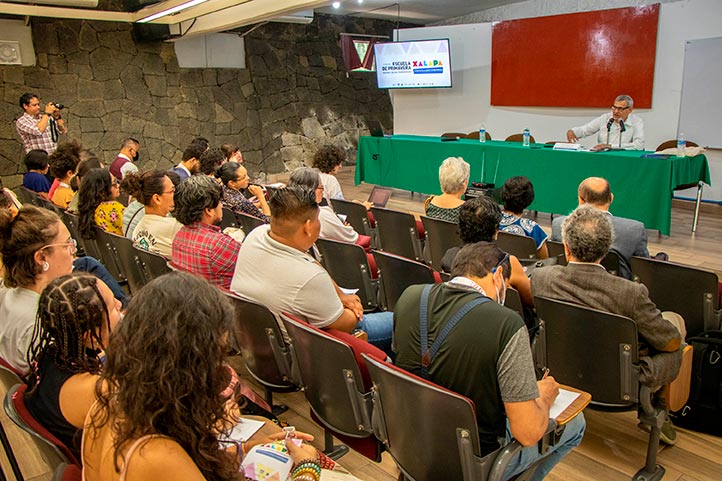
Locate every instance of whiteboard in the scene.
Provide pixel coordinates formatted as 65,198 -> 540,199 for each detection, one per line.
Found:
678,36 -> 722,148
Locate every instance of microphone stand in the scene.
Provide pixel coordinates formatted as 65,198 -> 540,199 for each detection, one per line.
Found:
618,119 -> 626,149
605,117 -> 614,145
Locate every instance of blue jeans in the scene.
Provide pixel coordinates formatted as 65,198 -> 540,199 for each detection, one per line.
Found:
357,312 -> 394,357
502,413 -> 586,481
73,256 -> 130,308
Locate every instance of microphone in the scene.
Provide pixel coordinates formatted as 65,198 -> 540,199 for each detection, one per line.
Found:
618,119 -> 626,149
606,117 -> 614,145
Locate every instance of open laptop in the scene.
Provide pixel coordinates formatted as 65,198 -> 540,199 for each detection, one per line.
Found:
367,185 -> 392,207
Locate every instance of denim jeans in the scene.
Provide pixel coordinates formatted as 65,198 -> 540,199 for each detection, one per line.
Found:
357,311 -> 394,357
73,256 -> 130,308
502,413 -> 586,481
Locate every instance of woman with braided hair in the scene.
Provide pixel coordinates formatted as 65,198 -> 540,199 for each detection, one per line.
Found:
24,272 -> 121,461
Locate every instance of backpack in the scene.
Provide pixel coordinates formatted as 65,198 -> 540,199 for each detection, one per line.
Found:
670,330 -> 722,436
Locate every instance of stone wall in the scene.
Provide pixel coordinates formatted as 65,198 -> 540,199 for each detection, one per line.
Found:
0,13 -> 398,186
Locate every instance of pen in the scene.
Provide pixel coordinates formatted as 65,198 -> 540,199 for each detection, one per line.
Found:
541,367 -> 550,380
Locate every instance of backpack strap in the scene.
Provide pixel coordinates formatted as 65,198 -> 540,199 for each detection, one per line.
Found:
419,284 -> 490,379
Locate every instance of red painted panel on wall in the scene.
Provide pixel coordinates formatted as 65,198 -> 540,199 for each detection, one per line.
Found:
491,5 -> 659,108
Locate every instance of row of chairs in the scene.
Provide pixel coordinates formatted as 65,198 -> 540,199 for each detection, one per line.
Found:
228,292 -> 555,481
441,131 -> 539,144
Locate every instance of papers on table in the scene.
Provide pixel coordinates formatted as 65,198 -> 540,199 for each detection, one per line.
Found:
220,417 -> 265,444
553,142 -> 582,151
549,388 -> 580,420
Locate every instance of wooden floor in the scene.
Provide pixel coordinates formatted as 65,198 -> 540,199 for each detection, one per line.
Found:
2,165 -> 721,481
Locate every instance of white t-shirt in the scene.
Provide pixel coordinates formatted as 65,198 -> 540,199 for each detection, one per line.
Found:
132,214 -> 183,259
571,113 -> 645,150
230,225 -> 343,329
320,173 -> 344,201
0,287 -> 40,374
319,205 -> 358,243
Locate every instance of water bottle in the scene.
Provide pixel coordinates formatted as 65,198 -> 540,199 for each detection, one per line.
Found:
522,128 -> 530,147
677,133 -> 686,157
479,125 -> 486,143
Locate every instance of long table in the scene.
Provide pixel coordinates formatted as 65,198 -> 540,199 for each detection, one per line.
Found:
355,135 -> 711,235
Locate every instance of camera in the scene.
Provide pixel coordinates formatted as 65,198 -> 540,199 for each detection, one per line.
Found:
53,103 -> 65,110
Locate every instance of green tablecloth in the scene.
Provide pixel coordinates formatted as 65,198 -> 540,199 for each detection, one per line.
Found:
355,135 -> 711,235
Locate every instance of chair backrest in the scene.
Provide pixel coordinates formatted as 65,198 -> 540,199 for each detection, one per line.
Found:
535,296 -> 639,406
370,207 -> 424,261
363,354 -> 489,481
601,250 -> 624,277
441,132 -> 468,139
372,250 -> 440,311
133,246 -> 171,282
466,131 -> 492,141
4,384 -> 79,467
655,139 -> 699,151
503,287 -> 524,320
15,186 -> 43,206
495,231 -> 537,259
330,198 -> 372,237
504,133 -> 536,143
92,226 -> 127,283
315,237 -> 378,311
420,215 -> 463,270
109,233 -> 147,294
235,212 -> 266,235
220,207 -> 239,229
631,256 -> 720,337
546,240 -> 567,266
224,293 -> 295,391
37,196 -> 64,216
59,211 -> 85,256
280,314 -> 383,460
53,463 -> 82,481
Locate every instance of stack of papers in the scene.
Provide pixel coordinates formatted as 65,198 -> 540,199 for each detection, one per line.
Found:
552,143 -> 582,151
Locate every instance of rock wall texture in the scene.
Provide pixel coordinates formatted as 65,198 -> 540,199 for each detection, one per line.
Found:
1,14 -> 397,186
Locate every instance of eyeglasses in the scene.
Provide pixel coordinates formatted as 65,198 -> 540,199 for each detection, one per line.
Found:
40,238 -> 77,255
611,105 -> 630,111
162,187 -> 176,195
493,252 -> 510,273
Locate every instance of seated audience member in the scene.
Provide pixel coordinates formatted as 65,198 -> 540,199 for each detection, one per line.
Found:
566,94 -> 644,150
171,175 -> 241,289
221,142 -> 243,163
49,150 -> 79,209
0,206 -> 75,373
199,147 -> 225,177
121,170 -> 180,240
67,156 -> 103,214
22,149 -> 51,197
78,168 -> 123,238
425,156 -> 470,223
394,242 -> 585,480
122,170 -> 182,258
216,162 -> 270,222
531,205 -> 683,444
230,186 -> 393,354
48,140 -> 85,200
109,138 -> 140,181
83,272 -> 321,481
171,141 -> 204,182
0,182 -> 20,218
551,177 -> 651,279
500,176 -> 549,259
441,196 -> 534,307
287,167 -> 370,248
312,145 -> 371,208
25,273 -> 121,460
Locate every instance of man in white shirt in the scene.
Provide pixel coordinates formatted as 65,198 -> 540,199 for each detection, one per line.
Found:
566,94 -> 645,150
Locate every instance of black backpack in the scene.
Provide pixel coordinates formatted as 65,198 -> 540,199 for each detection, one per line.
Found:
670,330 -> 722,436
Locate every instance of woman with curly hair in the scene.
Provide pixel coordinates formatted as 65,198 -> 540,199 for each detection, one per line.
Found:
83,272 -> 321,481
78,168 -> 123,239
24,273 -> 121,461
121,169 -> 182,258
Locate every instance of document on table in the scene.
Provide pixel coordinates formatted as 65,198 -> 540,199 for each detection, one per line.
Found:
550,388 -> 580,420
221,418 -> 265,443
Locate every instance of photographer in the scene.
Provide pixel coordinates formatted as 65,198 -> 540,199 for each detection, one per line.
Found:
15,92 -> 67,154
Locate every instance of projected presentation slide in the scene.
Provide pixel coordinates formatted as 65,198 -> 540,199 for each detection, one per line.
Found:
374,39 -> 452,89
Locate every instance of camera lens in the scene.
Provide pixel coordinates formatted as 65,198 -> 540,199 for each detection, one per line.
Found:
54,103 -> 65,110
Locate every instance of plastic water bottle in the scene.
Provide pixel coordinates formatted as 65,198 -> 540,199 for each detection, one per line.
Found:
522,128 -> 531,147
677,133 -> 686,157
479,125 -> 486,143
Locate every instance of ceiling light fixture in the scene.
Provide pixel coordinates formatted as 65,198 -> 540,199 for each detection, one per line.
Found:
137,0 -> 209,23
357,0 -> 363,3
332,1 -> 341,8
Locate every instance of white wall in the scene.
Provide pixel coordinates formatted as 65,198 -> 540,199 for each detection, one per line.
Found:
391,0 -> 722,202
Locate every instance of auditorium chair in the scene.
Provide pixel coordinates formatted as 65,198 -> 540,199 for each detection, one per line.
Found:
0,359 -> 24,481
14,186 -> 44,207
363,354 -> 556,481
601,249 -> 624,278
372,250 -> 441,311
504,287 -> 524,321
495,231 -> 537,260
60,211 -> 85,257
545,240 -> 568,266
93,227 -> 129,287
370,206 -> 425,262
656,139 -> 704,232
330,198 -> 375,242
109,233 -> 149,294
315,237 -> 379,312
280,313 -> 385,461
134,246 -> 171,282
441,132 -> 468,139
52,463 -> 82,481
535,296 -> 667,481
224,293 -> 296,415
420,215 -> 463,270
631,256 -> 721,337
220,207 -> 239,230
235,211 -> 266,235
4,384 -> 80,471
504,133 -> 536,143
467,131 -> 492,141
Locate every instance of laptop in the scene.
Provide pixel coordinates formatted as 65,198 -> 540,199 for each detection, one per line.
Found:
366,120 -> 384,137
367,185 -> 392,207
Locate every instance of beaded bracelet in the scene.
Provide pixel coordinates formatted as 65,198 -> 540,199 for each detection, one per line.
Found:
291,459 -> 321,481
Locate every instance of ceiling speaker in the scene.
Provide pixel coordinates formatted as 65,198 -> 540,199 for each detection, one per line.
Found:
0,41 -> 22,65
